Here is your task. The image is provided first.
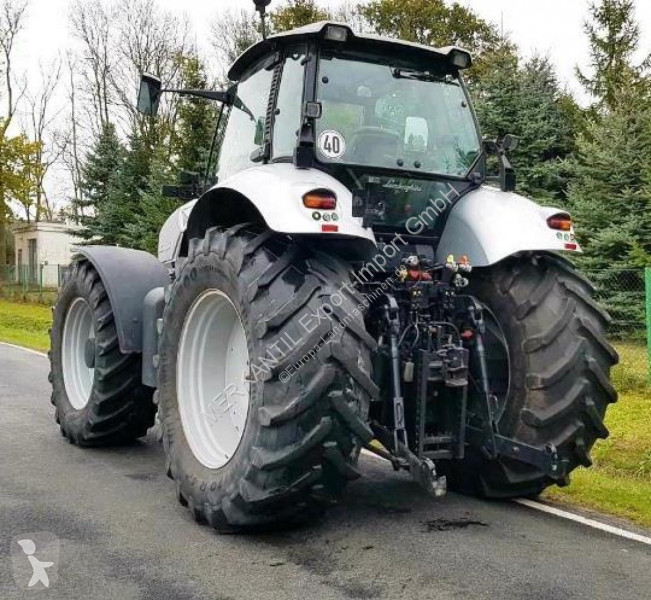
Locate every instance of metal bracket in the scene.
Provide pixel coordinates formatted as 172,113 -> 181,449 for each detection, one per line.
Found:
382,295 -> 409,453
466,299 -> 499,458
369,422 -> 447,497
466,427 -> 568,479
397,440 -> 447,497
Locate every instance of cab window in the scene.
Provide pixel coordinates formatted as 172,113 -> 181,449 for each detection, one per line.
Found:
272,46 -> 306,159
217,65 -> 273,180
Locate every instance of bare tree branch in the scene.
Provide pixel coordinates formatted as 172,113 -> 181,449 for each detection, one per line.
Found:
0,0 -> 28,134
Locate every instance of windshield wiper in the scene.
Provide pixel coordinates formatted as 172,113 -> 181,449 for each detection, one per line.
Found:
232,94 -> 256,121
391,68 -> 459,85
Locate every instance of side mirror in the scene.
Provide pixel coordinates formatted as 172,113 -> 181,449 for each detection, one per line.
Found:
501,134 -> 519,152
253,0 -> 272,11
404,116 -> 429,152
482,136 -> 517,192
137,73 -> 162,116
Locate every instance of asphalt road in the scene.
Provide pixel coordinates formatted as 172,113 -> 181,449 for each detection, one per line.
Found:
1,343 -> 650,600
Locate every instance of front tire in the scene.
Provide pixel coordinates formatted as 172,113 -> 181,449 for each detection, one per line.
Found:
49,259 -> 156,446
158,227 -> 378,531
446,252 -> 618,497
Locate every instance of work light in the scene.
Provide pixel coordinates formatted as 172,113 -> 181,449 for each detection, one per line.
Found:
324,25 -> 348,42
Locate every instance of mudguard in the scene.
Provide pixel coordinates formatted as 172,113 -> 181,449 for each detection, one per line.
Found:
158,163 -> 376,264
73,246 -> 170,354
208,164 -> 373,239
435,185 -> 580,267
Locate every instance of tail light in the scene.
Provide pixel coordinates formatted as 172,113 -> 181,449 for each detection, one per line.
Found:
303,189 -> 337,210
547,213 -> 572,231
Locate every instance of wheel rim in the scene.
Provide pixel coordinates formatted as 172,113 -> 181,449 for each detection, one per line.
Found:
470,303 -> 511,422
177,289 -> 251,469
62,297 -> 95,410
483,305 -> 511,420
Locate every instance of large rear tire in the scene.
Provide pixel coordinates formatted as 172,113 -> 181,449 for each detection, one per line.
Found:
158,227 -> 378,531
446,252 -> 618,497
49,259 -> 156,446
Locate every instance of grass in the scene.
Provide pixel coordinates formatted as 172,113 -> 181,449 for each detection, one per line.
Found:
544,342 -> 651,529
0,300 -> 649,528
0,299 -> 52,352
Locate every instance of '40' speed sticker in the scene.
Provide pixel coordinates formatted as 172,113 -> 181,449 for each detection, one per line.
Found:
317,130 -> 346,159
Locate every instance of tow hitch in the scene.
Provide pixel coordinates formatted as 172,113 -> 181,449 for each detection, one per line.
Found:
365,256 -> 569,496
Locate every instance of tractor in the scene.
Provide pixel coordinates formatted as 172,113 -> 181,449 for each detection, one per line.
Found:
48,3 -> 617,532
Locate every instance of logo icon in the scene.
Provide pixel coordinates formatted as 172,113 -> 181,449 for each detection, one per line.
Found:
11,532 -> 59,590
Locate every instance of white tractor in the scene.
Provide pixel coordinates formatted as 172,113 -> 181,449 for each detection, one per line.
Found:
49,7 -> 617,531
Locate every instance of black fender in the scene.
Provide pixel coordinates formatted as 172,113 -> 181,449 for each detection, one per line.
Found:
74,246 -> 170,355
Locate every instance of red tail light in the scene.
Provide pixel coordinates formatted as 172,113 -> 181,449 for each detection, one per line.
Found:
303,190 -> 337,210
547,213 -> 572,231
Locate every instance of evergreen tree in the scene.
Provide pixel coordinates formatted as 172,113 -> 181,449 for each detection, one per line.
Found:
568,84 -> 651,268
171,54 -> 218,175
576,0 -> 650,109
109,132 -> 154,247
472,49 -> 579,203
125,147 -> 178,255
75,123 -> 126,243
566,83 -> 651,334
124,54 -> 218,253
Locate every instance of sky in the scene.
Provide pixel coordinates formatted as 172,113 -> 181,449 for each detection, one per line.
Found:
17,0 -> 651,99
9,0 -> 651,205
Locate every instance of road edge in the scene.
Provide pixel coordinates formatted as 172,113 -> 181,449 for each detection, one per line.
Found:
360,449 -> 651,545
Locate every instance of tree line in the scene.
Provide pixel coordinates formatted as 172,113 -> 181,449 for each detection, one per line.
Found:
0,0 -> 649,292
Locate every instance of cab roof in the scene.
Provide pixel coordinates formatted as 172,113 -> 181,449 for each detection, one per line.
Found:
228,21 -> 472,82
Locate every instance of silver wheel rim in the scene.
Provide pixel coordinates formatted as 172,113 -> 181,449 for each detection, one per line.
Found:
62,297 -> 95,410
478,303 -> 511,421
177,289 -> 250,469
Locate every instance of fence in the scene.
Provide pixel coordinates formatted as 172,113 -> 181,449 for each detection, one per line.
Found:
0,264 -> 70,303
582,268 -> 647,341
582,267 -> 649,383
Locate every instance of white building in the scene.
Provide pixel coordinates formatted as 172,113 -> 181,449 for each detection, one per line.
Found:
12,221 -> 83,287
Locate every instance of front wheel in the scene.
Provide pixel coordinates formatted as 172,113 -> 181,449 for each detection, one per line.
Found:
157,227 -> 378,531
445,252 -> 618,497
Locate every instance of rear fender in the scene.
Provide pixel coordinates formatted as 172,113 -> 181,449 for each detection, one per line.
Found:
435,186 -> 580,267
73,246 -> 170,354
182,163 -> 376,251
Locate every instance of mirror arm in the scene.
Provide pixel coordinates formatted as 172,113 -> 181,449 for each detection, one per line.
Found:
482,137 -> 517,192
161,88 -> 232,104
499,152 -> 516,192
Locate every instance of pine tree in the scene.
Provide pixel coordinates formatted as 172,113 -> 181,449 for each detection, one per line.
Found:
75,124 -> 126,243
125,147 -> 179,255
109,132 -> 154,247
568,83 -> 651,266
472,48 -> 579,203
567,83 -> 651,335
123,54 -> 218,253
576,0 -> 650,109
171,54 -> 218,175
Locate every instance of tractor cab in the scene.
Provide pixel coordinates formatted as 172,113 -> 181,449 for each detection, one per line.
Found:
227,21 -> 478,172
224,22 -> 481,229
139,21 -> 484,234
